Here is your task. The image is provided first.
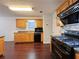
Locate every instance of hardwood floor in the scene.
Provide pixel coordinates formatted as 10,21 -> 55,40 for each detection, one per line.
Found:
0,42 -> 52,59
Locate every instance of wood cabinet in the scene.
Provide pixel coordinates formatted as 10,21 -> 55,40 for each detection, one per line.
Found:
14,32 -> 43,43
56,0 -> 78,15
36,20 -> 43,28
69,0 -> 73,5
0,36 -> 4,56
16,19 -> 26,28
14,32 -> 34,43
14,33 -> 27,42
28,33 -> 34,42
73,0 -> 77,3
56,0 -> 69,15
69,0 -> 77,5
76,53 -> 79,59
60,0 -> 69,12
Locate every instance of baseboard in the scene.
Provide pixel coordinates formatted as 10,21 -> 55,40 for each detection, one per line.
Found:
43,42 -> 50,44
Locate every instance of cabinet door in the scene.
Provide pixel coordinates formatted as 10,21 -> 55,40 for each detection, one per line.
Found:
29,33 -> 34,42
73,0 -> 77,3
26,33 -> 30,42
14,33 -> 27,42
69,0 -> 73,5
16,19 -> 26,28
56,8 -> 61,15
0,38 -> 4,55
60,0 -> 69,12
56,0 -> 69,15
75,54 -> 79,59
36,20 -> 43,28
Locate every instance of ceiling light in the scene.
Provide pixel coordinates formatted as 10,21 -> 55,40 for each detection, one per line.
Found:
9,7 -> 33,11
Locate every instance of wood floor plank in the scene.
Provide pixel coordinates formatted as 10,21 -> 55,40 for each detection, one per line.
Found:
0,42 -> 52,59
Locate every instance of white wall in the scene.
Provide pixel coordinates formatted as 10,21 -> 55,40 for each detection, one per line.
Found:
63,23 -> 79,31
52,12 -> 62,36
43,14 -> 52,44
0,17 -> 16,41
0,17 -> 42,41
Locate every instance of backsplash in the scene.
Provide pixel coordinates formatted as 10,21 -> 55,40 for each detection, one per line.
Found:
63,23 -> 79,31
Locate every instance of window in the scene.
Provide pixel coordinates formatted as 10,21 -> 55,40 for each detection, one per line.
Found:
27,20 -> 36,31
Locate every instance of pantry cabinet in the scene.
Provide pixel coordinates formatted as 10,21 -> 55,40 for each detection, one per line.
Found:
16,19 -> 26,28
0,36 -> 4,56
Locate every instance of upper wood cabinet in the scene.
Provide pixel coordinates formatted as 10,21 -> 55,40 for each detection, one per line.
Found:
36,19 -> 43,28
16,19 -> 26,28
69,0 -> 73,5
56,0 -> 78,15
56,0 -> 69,15
69,0 -> 77,5
73,0 -> 77,3
60,0 -> 69,12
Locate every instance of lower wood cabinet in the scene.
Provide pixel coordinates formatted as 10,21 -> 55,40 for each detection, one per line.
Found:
14,32 -> 43,43
75,53 -> 79,59
14,32 -> 34,43
0,36 -> 4,56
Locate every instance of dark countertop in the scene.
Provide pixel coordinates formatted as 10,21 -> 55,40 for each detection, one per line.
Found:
53,35 -> 79,53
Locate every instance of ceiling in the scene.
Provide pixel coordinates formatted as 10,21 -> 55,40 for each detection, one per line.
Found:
0,0 -> 63,17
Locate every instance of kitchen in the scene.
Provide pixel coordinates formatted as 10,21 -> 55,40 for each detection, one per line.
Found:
14,19 -> 43,43
0,0 -> 79,59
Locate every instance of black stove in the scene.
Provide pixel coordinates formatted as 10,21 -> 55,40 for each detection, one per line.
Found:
34,28 -> 43,43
